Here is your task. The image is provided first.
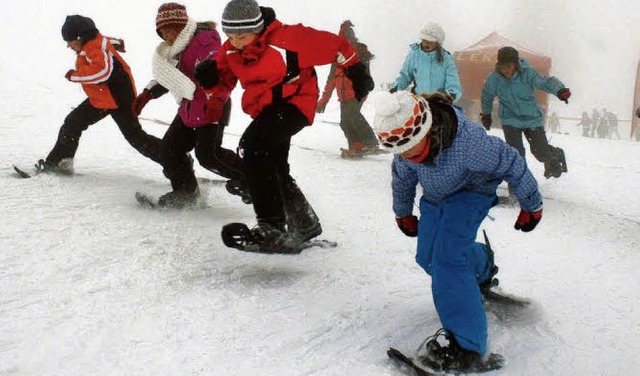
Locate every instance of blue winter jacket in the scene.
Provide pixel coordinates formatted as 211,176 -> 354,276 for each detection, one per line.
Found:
392,44 -> 462,102
481,59 -> 565,129
391,107 -> 542,216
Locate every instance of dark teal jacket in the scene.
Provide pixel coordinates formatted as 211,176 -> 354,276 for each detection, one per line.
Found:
481,59 -> 565,129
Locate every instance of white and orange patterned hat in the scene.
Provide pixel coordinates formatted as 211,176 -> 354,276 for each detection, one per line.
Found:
371,91 -> 432,154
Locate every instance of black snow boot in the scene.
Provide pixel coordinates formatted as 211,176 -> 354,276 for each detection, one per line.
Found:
419,328 -> 504,374
282,178 -> 322,243
35,158 -> 74,175
543,147 -> 566,179
226,178 -> 252,204
248,221 -> 302,254
157,188 -> 200,209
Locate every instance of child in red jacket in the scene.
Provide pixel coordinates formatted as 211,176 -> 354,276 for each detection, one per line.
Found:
38,15 -> 161,174
195,0 -> 374,253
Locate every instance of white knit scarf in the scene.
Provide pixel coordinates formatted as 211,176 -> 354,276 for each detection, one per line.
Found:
152,18 -> 197,102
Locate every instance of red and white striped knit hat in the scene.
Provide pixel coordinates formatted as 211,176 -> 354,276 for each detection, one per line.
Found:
156,3 -> 188,36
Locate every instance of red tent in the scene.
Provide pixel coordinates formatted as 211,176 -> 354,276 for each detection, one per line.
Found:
453,32 -> 552,124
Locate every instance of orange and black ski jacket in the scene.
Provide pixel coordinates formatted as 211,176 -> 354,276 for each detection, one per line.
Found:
66,34 -> 135,110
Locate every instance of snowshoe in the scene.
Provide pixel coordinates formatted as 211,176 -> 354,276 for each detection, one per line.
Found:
340,141 -> 365,159
361,146 -> 389,156
34,158 -> 74,176
225,179 -> 252,204
479,230 -> 500,295
340,148 -> 364,159
557,148 -> 568,173
13,165 -> 33,178
221,222 -> 303,254
221,222 -> 336,254
479,230 -> 531,310
387,348 -> 434,376
157,189 -> 200,209
418,328 -> 504,374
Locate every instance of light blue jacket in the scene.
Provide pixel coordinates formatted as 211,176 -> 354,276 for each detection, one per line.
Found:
392,44 -> 462,102
391,107 -> 542,216
481,59 -> 565,129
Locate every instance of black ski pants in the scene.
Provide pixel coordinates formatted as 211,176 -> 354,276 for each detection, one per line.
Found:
339,98 -> 378,149
239,103 -> 307,226
46,98 -> 162,165
502,124 -> 560,163
161,99 -> 244,192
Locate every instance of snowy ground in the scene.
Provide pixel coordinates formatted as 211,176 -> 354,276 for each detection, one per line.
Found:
3,82 -> 640,375
3,1 -> 640,375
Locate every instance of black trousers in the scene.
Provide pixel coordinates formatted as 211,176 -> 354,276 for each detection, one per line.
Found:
339,99 -> 378,149
46,98 -> 161,165
161,99 -> 244,192
239,103 -> 307,225
502,124 -> 558,163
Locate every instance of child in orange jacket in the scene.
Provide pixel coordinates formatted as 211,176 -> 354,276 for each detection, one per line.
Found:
37,15 -> 161,174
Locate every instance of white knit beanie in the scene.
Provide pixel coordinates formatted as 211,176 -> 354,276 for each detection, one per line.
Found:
371,91 -> 432,154
418,22 -> 445,44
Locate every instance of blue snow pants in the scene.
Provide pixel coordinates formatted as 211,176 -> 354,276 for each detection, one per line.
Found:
415,191 -> 496,355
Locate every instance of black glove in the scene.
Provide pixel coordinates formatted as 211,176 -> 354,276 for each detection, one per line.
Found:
389,86 -> 398,94
557,88 -> 571,104
396,215 -> 418,237
514,207 -> 543,232
344,62 -> 374,101
480,113 -> 492,131
194,59 -> 218,89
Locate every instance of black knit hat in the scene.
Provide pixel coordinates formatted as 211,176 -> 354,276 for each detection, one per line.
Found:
497,46 -> 519,67
221,0 -> 264,34
61,15 -> 99,42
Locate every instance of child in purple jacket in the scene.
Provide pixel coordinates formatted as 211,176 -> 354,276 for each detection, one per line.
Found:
133,2 -> 249,208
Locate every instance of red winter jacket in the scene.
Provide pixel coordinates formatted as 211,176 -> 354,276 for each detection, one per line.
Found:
66,34 -> 135,110
211,12 -> 360,124
318,43 -> 373,105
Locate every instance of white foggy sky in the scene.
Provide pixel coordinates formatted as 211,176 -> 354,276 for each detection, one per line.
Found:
2,0 -> 639,119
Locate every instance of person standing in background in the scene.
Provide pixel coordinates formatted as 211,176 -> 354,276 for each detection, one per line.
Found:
576,111 -> 592,137
389,22 -> 462,103
481,46 -> 571,179
316,20 -> 383,159
547,111 -> 560,133
590,109 -> 600,138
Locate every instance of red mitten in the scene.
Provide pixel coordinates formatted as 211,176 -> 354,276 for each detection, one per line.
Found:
557,88 -> 571,104
396,215 -> 418,237
514,207 -> 543,232
132,90 -> 152,116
